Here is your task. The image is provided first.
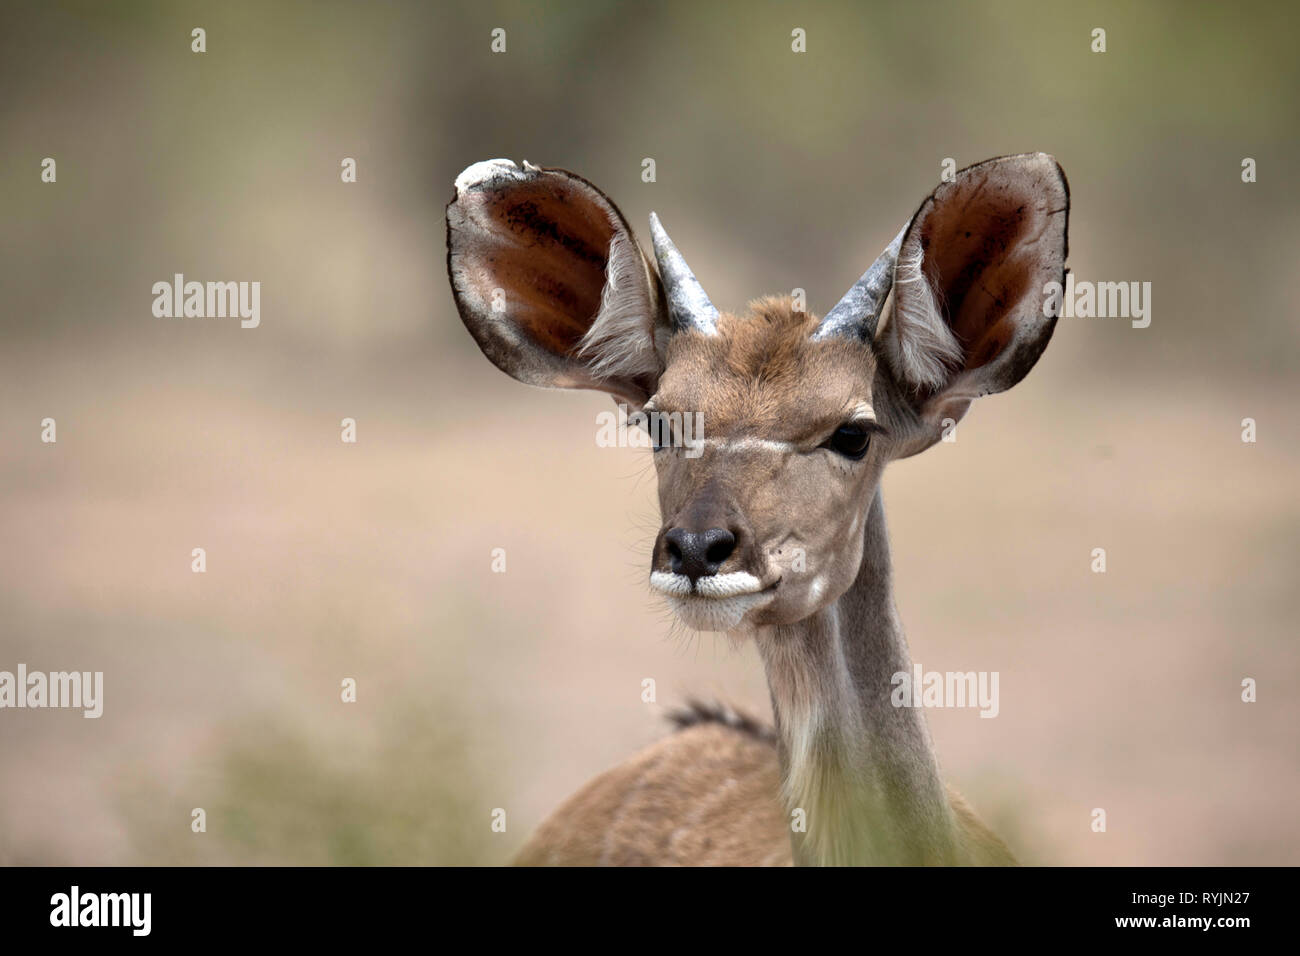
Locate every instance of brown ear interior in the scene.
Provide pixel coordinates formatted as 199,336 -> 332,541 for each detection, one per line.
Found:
925,205 -> 1034,369
455,176 -> 617,356
919,174 -> 1055,372
880,154 -> 1067,408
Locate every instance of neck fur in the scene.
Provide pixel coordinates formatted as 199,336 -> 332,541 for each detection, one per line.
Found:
751,489 -> 958,865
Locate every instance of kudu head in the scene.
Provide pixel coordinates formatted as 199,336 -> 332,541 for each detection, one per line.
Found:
447,155 -> 1069,632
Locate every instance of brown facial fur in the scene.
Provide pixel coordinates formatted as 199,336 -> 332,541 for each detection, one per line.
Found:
649,296 -> 915,626
657,298 -> 873,439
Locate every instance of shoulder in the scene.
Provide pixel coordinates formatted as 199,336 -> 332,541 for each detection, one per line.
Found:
513,703 -> 790,866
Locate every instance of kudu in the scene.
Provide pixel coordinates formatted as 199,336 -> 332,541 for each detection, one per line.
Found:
446,154 -> 1069,865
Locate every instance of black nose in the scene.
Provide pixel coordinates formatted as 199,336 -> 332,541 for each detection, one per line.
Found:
664,527 -> 736,582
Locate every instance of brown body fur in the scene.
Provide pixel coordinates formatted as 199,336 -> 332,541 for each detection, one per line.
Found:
513,719 -> 1016,866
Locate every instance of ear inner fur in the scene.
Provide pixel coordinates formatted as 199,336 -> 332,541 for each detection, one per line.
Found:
878,153 -> 1069,401
446,160 -> 666,403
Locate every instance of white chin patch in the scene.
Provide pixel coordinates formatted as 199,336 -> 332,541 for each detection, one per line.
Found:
649,571 -> 771,632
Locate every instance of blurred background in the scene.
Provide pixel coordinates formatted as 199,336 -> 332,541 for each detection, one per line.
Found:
1,0 -> 1297,865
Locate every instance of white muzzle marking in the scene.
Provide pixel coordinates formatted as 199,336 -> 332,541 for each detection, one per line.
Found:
649,571 -> 772,632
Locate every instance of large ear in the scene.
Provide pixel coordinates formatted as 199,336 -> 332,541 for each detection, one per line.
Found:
446,159 -> 668,406
874,153 -> 1069,445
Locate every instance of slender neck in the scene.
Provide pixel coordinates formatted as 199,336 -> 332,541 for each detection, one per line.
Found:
752,489 -> 958,865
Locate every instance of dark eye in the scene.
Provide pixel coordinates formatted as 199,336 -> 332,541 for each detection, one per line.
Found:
823,425 -> 871,460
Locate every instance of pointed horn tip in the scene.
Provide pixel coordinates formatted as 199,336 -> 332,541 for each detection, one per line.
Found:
813,221 -> 912,340
645,212 -> 720,331
647,213 -> 676,259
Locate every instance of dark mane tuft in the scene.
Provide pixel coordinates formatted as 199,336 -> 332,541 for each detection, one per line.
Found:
666,698 -> 777,745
